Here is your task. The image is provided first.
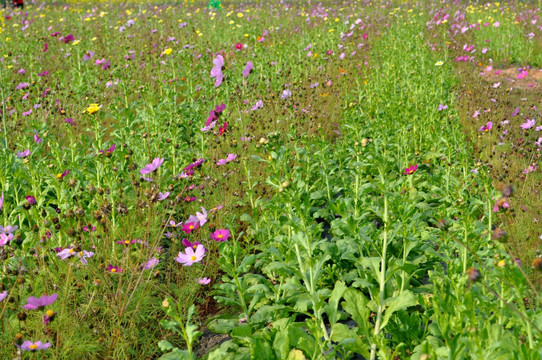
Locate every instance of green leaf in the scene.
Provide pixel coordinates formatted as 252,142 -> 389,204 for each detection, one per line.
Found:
330,323 -> 368,357
158,340 -> 175,352
341,289 -> 370,335
287,349 -> 307,360
324,280 -> 347,325
379,290 -> 418,331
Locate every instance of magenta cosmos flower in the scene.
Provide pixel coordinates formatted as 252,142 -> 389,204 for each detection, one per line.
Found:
478,121 -> 492,132
175,244 -> 206,266
217,154 -> 237,165
182,239 -> 204,251
106,265 -> 122,273
20,341 -> 51,352
0,291 -> 7,302
210,229 -> 231,242
404,164 -> 418,175
23,293 -> 58,310
140,157 -> 164,175
182,222 -> 199,234
26,195 -> 36,205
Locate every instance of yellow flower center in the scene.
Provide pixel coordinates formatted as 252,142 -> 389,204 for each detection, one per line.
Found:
190,256 -> 197,261
69,249 -> 75,254
46,309 -> 54,317
29,344 -> 38,350
189,225 -> 194,230
125,240 -> 130,244
218,234 -> 223,239
111,268 -> 117,273
78,252 -> 84,257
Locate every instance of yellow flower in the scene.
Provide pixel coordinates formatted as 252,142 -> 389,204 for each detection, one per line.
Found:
162,48 -> 173,56
86,104 -> 100,115
435,61 -> 444,66
72,40 -> 80,45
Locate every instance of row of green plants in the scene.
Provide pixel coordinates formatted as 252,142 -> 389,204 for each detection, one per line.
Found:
162,12 -> 542,360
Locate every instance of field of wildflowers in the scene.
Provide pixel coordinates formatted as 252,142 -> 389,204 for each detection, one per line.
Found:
1,0 -> 542,359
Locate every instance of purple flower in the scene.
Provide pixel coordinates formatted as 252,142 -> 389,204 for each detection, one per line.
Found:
23,293 -> 58,310
19,341 -> 51,352
175,244 -> 206,266
0,192 -> 3,211
511,107 -> 520,117
479,121 -> 492,132
0,291 -> 7,302
186,207 -> 207,226
217,154 -> 237,165
242,61 -> 253,78
140,157 -> 164,175
82,51 -> 95,61
158,192 -> 170,201
472,110 -> 480,118
26,196 -> 36,205
61,34 -> 74,43
210,55 -> 224,87
201,121 -> 217,132
281,89 -> 292,99
210,229 -> 231,242
520,119 -> 536,130
404,164 -> 418,175
438,104 -> 448,111
16,149 -> 30,158
0,233 -> 13,246
22,109 -> 33,116
64,118 -> 75,126
144,257 -> 159,270
523,165 -> 536,174
98,144 -> 116,155
182,239 -> 203,250
197,277 -> 211,285
16,82 -> 30,90
38,71 -> 49,77
251,100 -> 264,111
34,132 -> 42,144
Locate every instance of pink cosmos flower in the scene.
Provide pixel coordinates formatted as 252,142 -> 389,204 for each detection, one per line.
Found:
521,119 -> 536,130
182,239 -> 204,251
403,164 -> 418,175
181,222 -> 199,234
197,277 -> 211,285
210,229 -> 231,242
144,257 -> 159,270
479,121 -> 492,132
16,149 -> 30,158
106,265 -> 122,273
217,154 -> 237,165
523,165 -> 536,174
242,61 -> 253,78
438,104 -> 448,111
186,207 -> 207,226
23,293 -> 58,310
158,192 -> 170,201
0,291 -> 7,302
251,100 -> 264,111
175,244 -> 206,266
493,198 -> 510,212
210,55 -> 224,87
140,157 -> 164,175
19,341 -> 51,352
